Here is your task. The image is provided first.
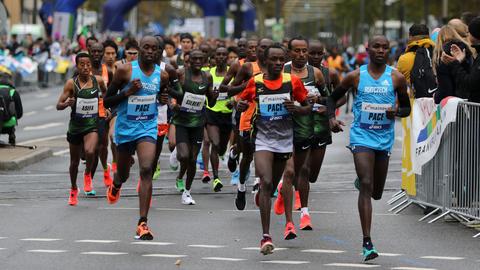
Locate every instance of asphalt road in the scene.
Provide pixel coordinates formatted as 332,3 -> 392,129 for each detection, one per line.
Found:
0,87 -> 478,270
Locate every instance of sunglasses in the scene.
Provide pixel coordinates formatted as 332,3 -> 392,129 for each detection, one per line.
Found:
126,51 -> 138,55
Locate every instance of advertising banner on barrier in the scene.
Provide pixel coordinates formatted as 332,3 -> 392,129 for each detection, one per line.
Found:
401,98 -> 416,195
411,97 -> 462,174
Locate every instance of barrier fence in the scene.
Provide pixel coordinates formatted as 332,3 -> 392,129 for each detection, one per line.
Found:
390,100 -> 480,238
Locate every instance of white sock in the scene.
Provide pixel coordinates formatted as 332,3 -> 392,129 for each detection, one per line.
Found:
301,207 -> 309,216
238,183 -> 246,192
184,189 -> 190,195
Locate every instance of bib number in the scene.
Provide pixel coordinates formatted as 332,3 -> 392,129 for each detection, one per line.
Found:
359,102 -> 392,130
181,92 -> 205,113
259,93 -> 289,121
305,85 -> 320,96
76,98 -> 98,118
127,95 -> 156,121
157,104 -> 168,124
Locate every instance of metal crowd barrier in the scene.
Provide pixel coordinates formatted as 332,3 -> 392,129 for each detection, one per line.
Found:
389,101 -> 480,238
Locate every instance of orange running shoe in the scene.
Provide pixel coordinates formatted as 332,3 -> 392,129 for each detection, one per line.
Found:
274,181 -> 285,215
83,173 -> 96,195
103,164 -> 113,187
294,190 -> 301,210
68,188 -> 78,206
260,236 -> 274,255
299,213 -> 313,230
107,185 -> 121,204
284,222 -> 297,240
135,222 -> 154,240
111,162 -> 117,173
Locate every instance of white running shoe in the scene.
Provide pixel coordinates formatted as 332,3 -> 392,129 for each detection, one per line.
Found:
182,190 -> 196,205
169,148 -> 179,171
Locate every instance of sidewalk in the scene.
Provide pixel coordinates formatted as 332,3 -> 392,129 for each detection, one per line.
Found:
0,145 -> 52,170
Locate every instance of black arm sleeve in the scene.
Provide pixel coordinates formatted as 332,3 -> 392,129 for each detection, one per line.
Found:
104,84 -> 127,108
168,78 -> 183,100
13,91 -> 23,119
396,87 -> 411,118
327,85 -> 349,118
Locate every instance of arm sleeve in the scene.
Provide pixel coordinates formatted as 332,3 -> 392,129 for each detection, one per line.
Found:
291,76 -> 307,103
104,84 -> 127,108
168,78 -> 184,100
13,91 -> 23,119
237,78 -> 255,102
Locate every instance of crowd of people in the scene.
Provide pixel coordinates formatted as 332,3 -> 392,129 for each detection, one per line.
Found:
53,12 -> 479,261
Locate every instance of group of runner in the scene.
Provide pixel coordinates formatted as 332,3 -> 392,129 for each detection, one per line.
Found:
56,33 -> 411,260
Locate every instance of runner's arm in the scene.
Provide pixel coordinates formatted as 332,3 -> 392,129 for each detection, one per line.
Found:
104,66 -> 139,108
159,70 -> 170,105
206,73 -> 217,107
56,79 -> 75,111
95,76 -> 107,97
227,63 -> 251,97
327,70 -> 356,119
392,71 -> 411,118
166,63 -> 183,100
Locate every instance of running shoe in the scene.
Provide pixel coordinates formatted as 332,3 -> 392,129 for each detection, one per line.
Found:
284,222 -> 297,240
299,213 -> 313,230
182,191 -> 196,205
260,236 -> 275,255
252,177 -> 260,194
152,166 -> 161,180
274,181 -> 285,215
363,242 -> 379,261
230,169 -> 239,185
135,222 -> 154,240
212,178 -> 223,192
169,149 -> 178,171
294,190 -> 301,210
201,171 -> 211,183
103,164 -> 113,187
83,173 -> 96,196
112,162 -> 117,174
227,148 -> 238,173
68,188 -> 78,206
235,190 -> 246,210
106,185 -> 121,204
175,178 -> 185,192
354,177 -> 360,191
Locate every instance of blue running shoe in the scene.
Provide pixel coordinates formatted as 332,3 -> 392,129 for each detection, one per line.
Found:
231,169 -> 239,185
363,243 -> 379,261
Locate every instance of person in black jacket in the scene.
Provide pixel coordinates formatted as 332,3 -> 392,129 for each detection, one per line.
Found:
442,16 -> 480,103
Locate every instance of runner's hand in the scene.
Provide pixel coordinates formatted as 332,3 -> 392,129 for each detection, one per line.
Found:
159,92 -> 169,105
105,109 -> 112,121
236,100 -> 249,112
386,108 -> 396,120
212,88 -> 219,100
284,99 -> 297,114
441,51 -> 456,64
218,84 -> 229,93
65,97 -> 75,107
126,79 -> 142,96
329,118 -> 345,133
172,103 -> 180,112
226,100 -> 234,109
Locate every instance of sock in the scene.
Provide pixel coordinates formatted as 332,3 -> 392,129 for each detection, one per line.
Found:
301,207 -> 309,216
363,237 -> 372,248
238,183 -> 246,192
184,189 -> 190,195
262,234 -> 271,239
229,148 -> 237,159
138,217 -> 148,225
71,187 -> 78,191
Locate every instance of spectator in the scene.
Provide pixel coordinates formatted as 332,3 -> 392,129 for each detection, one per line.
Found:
433,25 -> 473,104
397,24 -> 435,91
7,34 -> 19,55
442,16 -> 480,103
461,12 -> 478,26
164,37 -> 176,64
0,71 -> 22,145
327,46 -> 347,76
448,19 -> 469,40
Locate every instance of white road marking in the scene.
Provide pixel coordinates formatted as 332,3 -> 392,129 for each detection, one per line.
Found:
0,237 -> 7,240
23,111 -> 37,117
155,208 -> 201,212
261,260 -> 310,265
188,244 -> 225,249
392,267 -> 438,270
21,238 -> 62,242
0,173 -> 69,178
44,105 -> 55,111
301,249 -> 345,254
379,253 -> 403,257
325,263 -> 380,268
420,256 -> 464,260
23,122 -> 63,131
81,252 -> 127,256
53,149 -> 69,156
304,210 -> 337,214
27,250 -> 67,253
375,213 -> 399,216
75,240 -> 120,244
242,247 -> 288,251
35,93 -> 50,98
0,204 -> 13,206
98,207 -> 139,210
131,242 -> 174,246
202,257 -> 247,262
20,134 -> 66,145
142,254 -> 187,258
0,248 -> 6,250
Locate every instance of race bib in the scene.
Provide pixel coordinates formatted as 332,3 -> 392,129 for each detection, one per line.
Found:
305,85 -> 320,96
359,102 -> 392,130
213,82 -> 229,100
127,95 -> 156,121
157,104 -> 168,124
181,92 -> 205,113
259,93 -> 289,121
76,98 -> 98,118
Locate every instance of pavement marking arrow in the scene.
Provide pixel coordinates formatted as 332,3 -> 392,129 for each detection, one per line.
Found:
202,257 -> 247,262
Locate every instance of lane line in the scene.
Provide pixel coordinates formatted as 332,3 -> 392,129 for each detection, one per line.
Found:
420,256 -> 464,260
379,253 -> 403,257
19,135 -> 66,145
131,242 -> 174,246
202,257 -> 247,262
261,260 -> 310,265
21,238 -> 62,242
23,111 -> 37,117
0,204 -> 13,206
0,237 -> 7,240
155,208 -> 201,212
53,149 -> 69,156
188,244 -> 225,249
375,213 -> 399,216
81,252 -> 127,256
242,247 -> 288,251
98,207 -> 139,210
23,122 -> 63,131
392,267 -> 437,270
143,254 -> 187,258
324,263 -> 380,268
75,240 -> 120,244
0,248 -> 6,250
44,105 -> 55,111
301,249 -> 345,254
27,250 -> 67,253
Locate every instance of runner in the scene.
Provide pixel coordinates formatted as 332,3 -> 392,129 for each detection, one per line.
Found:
327,36 -> 411,261
237,44 -> 310,254
103,36 -> 169,240
115,39 -> 139,69
276,36 -> 325,231
103,39 -> 118,74
56,52 -> 107,205
173,33 -> 194,69
236,38 -> 248,60
203,46 -> 232,189
173,49 -> 218,205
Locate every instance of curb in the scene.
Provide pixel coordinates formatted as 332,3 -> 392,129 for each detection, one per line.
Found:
0,147 -> 53,170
